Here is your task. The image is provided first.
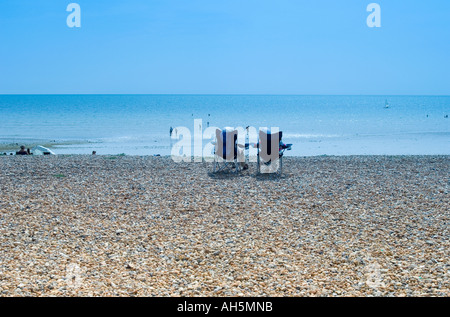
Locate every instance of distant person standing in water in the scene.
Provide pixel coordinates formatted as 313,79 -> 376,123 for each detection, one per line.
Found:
170,126 -> 173,136
16,145 -> 28,155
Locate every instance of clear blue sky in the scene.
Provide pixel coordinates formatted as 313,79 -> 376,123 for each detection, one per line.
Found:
1,0 -> 449,94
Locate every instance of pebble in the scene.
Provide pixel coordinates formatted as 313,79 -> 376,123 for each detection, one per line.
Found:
0,155 -> 448,296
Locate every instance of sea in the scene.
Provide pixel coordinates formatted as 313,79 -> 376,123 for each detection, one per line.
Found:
0,95 -> 449,156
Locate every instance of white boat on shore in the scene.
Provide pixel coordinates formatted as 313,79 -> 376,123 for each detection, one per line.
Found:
32,146 -> 55,155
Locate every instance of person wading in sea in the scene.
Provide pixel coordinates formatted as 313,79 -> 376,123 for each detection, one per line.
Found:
16,145 -> 29,155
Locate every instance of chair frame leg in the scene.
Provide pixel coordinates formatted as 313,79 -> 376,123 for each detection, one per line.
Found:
280,156 -> 283,176
212,156 -> 243,174
257,153 -> 260,174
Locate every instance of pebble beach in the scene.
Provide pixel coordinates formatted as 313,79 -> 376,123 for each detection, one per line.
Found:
0,155 -> 448,297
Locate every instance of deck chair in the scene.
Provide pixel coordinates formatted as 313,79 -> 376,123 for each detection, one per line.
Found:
257,129 -> 287,175
212,128 -> 244,173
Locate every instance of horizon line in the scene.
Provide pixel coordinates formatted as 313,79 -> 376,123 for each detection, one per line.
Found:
1,93 -> 450,97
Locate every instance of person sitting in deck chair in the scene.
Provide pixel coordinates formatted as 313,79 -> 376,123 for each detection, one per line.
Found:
212,128 -> 247,173
255,129 -> 292,175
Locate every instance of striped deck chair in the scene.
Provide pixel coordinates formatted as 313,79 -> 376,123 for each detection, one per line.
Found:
257,129 -> 286,175
212,128 -> 244,173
